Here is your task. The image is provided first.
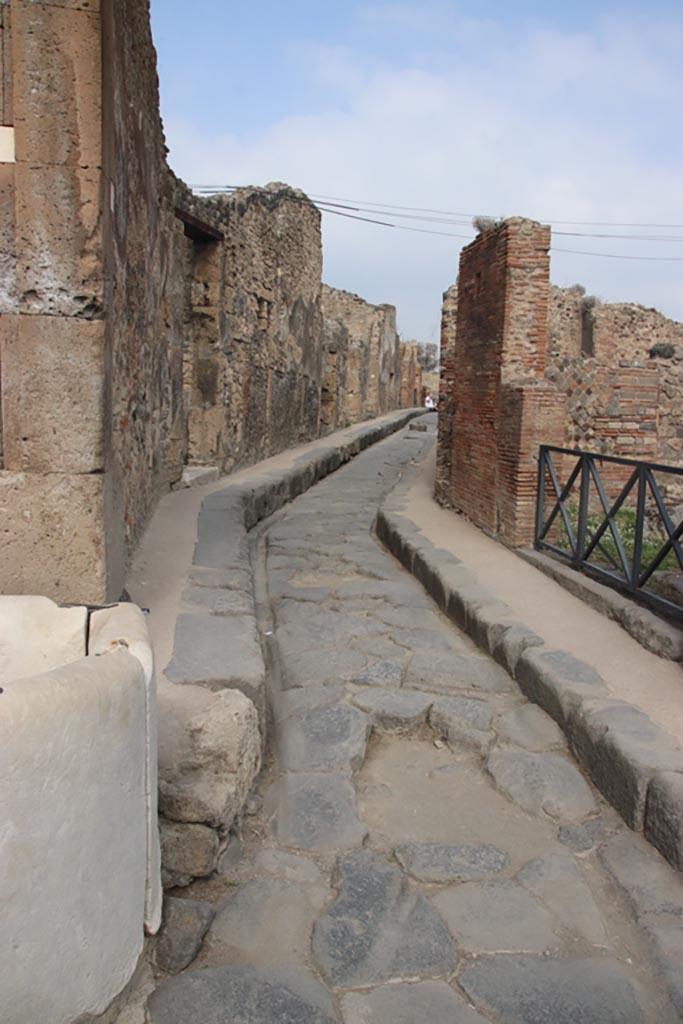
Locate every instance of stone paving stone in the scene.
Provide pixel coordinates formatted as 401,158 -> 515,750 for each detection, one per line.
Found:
165,613 -> 264,697
405,649 -> 514,694
516,853 -> 609,946
639,914 -> 683,1016
350,688 -> 433,732
335,579 -> 431,605
253,849 -> 322,883
394,842 -> 508,882
599,833 -> 683,918
350,659 -> 404,688
459,955 -> 648,1024
147,965 -> 337,1024
558,818 -> 608,852
275,685 -> 347,721
155,897 -> 215,975
181,585 -> 254,616
429,696 -> 493,754
431,879 -> 558,954
393,628 -> 466,652
268,772 -> 368,852
199,878 -> 328,967
278,703 -> 371,773
353,635 -> 407,659
312,851 -> 457,987
282,647 -> 368,688
486,750 -> 598,821
341,981 -> 488,1024
494,702 -> 565,751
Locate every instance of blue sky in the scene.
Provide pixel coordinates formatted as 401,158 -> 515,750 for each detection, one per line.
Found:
151,1 -> 683,341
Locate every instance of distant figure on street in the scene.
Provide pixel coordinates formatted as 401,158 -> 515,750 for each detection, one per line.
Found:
424,393 -> 436,411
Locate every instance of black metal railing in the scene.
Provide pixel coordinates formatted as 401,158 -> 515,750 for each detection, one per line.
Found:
535,445 -> 683,620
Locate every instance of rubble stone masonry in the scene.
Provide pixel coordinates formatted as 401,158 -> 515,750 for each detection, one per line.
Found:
0,0 -> 414,603
398,341 -> 423,409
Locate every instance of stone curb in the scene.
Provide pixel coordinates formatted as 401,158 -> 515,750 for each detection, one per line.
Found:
376,489 -> 683,875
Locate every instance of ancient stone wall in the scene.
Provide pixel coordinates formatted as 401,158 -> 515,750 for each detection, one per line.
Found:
436,219 -> 565,546
399,341 -> 423,408
0,0 -> 411,605
548,285 -> 683,469
435,284 -> 457,504
321,286 -> 400,429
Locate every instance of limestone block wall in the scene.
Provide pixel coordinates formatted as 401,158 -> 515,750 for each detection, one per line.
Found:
0,598 -> 160,1023
436,218 -> 565,546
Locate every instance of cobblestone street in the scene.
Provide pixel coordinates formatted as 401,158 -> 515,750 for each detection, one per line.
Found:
147,423 -> 683,1023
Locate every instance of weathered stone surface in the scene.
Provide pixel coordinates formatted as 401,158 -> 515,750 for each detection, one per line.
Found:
516,854 -> 609,946
405,649 -> 513,694
495,703 -> 565,751
282,646 -> 368,688
312,851 -> 456,986
432,880 -> 558,953
341,981 -> 488,1024
147,965 -> 337,1024
278,703 -> 371,772
569,700 -> 683,830
165,614 -> 265,707
599,833 -> 683,918
268,772 -> 368,851
351,689 -> 433,732
158,688 -> 261,829
639,915 -> 683,1016
459,955 -> 647,1024
351,658 -> 404,688
181,585 -> 254,617
394,842 -> 508,883
645,771 -> 683,871
155,897 -> 215,974
188,566 -> 253,592
558,818 -> 607,853
515,647 -> 607,729
253,849 -> 322,884
159,820 -> 219,889
429,696 -> 493,753
492,623 -> 544,676
0,595 -> 87,682
487,751 -> 597,821
200,878 -> 327,967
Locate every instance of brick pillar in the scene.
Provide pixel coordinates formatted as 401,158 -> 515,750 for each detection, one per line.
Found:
0,1 -> 124,602
436,217 -> 565,546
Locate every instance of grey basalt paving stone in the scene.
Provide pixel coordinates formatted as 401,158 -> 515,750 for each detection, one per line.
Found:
350,688 -> 433,732
495,703 -> 566,752
516,853 -> 609,947
199,877 -> 328,967
181,584 -> 254,616
268,772 -> 368,852
405,649 -> 514,695
459,955 -> 648,1024
486,750 -> 598,822
282,647 -> 369,689
275,685 -> 347,721
432,879 -> 558,954
312,851 -> 456,988
341,981 -> 489,1024
570,701 -> 683,830
394,842 -> 508,883
147,965 -> 337,1024
188,566 -> 253,592
639,914 -> 683,1017
429,696 -> 493,754
492,622 -> 545,676
253,849 -> 323,883
558,818 -> 608,853
645,771 -> 683,871
278,703 -> 371,773
514,646 -> 607,729
155,897 -> 215,975
599,833 -> 683,918
350,659 -> 405,689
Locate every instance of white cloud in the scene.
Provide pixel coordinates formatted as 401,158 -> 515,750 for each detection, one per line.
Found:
162,6 -> 683,339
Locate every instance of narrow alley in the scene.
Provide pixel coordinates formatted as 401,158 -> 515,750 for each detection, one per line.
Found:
145,420 -> 681,1024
